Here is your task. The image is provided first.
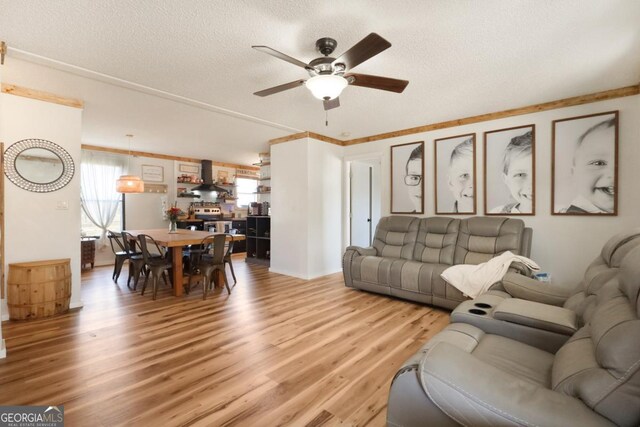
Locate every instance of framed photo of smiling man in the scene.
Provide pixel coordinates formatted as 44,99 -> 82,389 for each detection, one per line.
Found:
552,111 -> 618,215
391,141 -> 424,214
484,125 -> 536,215
435,133 -> 476,214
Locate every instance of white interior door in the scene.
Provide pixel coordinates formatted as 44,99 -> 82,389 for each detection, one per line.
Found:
350,159 -> 381,247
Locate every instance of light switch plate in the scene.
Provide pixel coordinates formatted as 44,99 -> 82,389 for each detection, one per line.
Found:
56,201 -> 69,210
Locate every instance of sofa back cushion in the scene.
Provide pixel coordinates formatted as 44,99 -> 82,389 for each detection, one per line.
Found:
453,217 -> 525,265
552,246 -> 640,427
372,216 -> 419,260
413,217 -> 460,265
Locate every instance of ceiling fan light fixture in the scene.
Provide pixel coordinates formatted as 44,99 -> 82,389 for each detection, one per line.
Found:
305,74 -> 348,100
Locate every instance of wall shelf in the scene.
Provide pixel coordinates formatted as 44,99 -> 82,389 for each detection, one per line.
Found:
245,216 -> 270,266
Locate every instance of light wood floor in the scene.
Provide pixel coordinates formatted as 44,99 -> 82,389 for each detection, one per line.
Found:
0,257 -> 449,426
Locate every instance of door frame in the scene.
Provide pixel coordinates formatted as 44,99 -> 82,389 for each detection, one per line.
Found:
342,153 -> 383,252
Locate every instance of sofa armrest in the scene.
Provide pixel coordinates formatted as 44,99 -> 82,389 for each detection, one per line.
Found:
501,272 -> 571,306
420,342 -> 615,427
493,298 -> 577,335
345,246 -> 377,256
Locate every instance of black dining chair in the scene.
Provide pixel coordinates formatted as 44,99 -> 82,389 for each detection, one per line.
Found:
137,234 -> 173,300
121,231 -> 146,290
186,234 -> 230,299
223,233 -> 237,285
107,230 -> 128,282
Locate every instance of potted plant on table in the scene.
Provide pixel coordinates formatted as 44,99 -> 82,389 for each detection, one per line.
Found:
166,203 -> 185,234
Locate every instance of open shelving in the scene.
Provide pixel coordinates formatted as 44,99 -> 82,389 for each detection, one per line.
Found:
245,216 -> 270,266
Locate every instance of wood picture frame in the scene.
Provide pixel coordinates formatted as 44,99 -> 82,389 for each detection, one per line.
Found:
141,164 -> 164,183
484,125 -> 535,215
552,111 -> 618,215
434,133 -> 476,214
178,163 -> 200,174
390,141 -> 424,214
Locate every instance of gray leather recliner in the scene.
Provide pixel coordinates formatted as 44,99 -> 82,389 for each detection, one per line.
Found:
387,244 -> 640,427
449,229 -> 640,353
343,216 -> 532,310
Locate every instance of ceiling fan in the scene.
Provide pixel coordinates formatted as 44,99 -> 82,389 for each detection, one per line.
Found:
252,33 -> 409,110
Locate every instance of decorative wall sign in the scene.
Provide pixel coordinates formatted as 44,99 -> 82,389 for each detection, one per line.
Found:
391,141 -> 424,214
141,164 -> 164,182
3,138 -> 75,193
484,125 -> 535,215
179,163 -> 200,174
552,111 -> 618,215
434,133 -> 476,214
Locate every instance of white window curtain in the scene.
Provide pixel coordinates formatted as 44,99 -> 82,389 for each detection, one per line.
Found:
80,151 -> 125,244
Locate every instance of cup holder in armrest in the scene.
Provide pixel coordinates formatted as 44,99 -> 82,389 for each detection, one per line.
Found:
469,308 -> 487,315
474,303 -> 492,309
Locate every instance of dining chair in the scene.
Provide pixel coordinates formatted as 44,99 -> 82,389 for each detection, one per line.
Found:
186,234 -> 230,299
107,230 -> 128,282
121,231 -> 146,290
137,234 -> 173,300
223,234 -> 237,285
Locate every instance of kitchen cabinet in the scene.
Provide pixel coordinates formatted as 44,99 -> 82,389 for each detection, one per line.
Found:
245,216 -> 270,266
231,219 -> 247,253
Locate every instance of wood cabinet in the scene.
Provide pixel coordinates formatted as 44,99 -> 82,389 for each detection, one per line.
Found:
81,237 -> 98,269
245,216 -> 270,266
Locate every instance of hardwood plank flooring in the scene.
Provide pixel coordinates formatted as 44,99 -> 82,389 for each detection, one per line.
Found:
0,257 -> 449,426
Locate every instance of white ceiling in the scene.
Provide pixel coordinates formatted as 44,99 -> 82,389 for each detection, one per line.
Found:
1,0 -> 639,164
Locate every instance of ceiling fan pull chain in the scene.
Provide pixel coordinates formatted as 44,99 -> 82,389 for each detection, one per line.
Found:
325,110 -> 328,127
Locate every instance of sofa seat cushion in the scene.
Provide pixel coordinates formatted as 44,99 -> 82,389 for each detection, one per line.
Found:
472,334 -> 554,388
418,323 -> 554,389
388,260 -> 449,295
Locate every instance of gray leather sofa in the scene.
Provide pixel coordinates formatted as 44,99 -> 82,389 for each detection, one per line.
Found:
448,229 -> 640,352
387,244 -> 640,427
343,216 -> 532,310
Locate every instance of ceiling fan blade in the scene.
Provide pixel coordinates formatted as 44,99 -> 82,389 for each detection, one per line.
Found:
253,80 -> 304,96
254,79 -> 306,97
323,97 -> 340,111
332,33 -> 391,71
345,73 -> 409,93
252,45 -> 309,69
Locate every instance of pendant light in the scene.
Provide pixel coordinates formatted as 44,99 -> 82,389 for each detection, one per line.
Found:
116,134 -> 144,193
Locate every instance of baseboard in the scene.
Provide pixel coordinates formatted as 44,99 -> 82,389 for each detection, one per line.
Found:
0,339 -> 5,359
267,268 -> 309,280
70,300 -> 84,310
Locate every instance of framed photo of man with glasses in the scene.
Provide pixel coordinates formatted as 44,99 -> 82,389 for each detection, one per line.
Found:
391,141 -> 424,214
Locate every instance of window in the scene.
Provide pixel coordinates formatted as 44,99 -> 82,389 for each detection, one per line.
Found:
236,177 -> 257,208
81,196 -> 124,237
80,150 -> 126,239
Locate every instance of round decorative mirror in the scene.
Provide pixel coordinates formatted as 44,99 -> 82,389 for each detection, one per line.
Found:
4,139 -> 75,192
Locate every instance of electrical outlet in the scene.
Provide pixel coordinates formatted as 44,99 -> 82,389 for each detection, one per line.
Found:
56,201 -> 69,210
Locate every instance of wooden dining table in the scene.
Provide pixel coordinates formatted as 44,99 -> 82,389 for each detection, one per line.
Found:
124,229 -> 245,296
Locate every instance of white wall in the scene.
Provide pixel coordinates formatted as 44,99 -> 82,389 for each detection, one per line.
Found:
306,140 -> 343,278
343,95 -> 640,287
1,93 -> 83,319
271,138 -> 343,280
271,140 -> 309,278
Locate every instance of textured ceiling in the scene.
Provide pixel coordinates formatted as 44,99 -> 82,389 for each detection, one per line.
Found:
0,0 -> 639,162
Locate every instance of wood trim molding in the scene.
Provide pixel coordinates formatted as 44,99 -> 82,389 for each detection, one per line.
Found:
342,84 -> 640,146
81,144 -> 259,171
269,131 -> 343,146
1,83 -> 84,109
269,132 -> 309,145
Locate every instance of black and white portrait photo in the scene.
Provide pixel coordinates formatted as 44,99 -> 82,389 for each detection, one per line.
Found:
484,125 -> 535,215
391,141 -> 424,214
552,111 -> 618,215
435,133 -> 476,214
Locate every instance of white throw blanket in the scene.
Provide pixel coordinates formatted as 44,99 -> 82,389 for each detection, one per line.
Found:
441,251 -> 540,298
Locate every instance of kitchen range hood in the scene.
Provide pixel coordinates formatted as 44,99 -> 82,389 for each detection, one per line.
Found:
191,160 -> 229,193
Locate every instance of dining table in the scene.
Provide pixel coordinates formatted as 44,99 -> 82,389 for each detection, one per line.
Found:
124,229 -> 245,296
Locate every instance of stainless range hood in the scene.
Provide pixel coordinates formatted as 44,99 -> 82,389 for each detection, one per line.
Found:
191,160 -> 229,193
